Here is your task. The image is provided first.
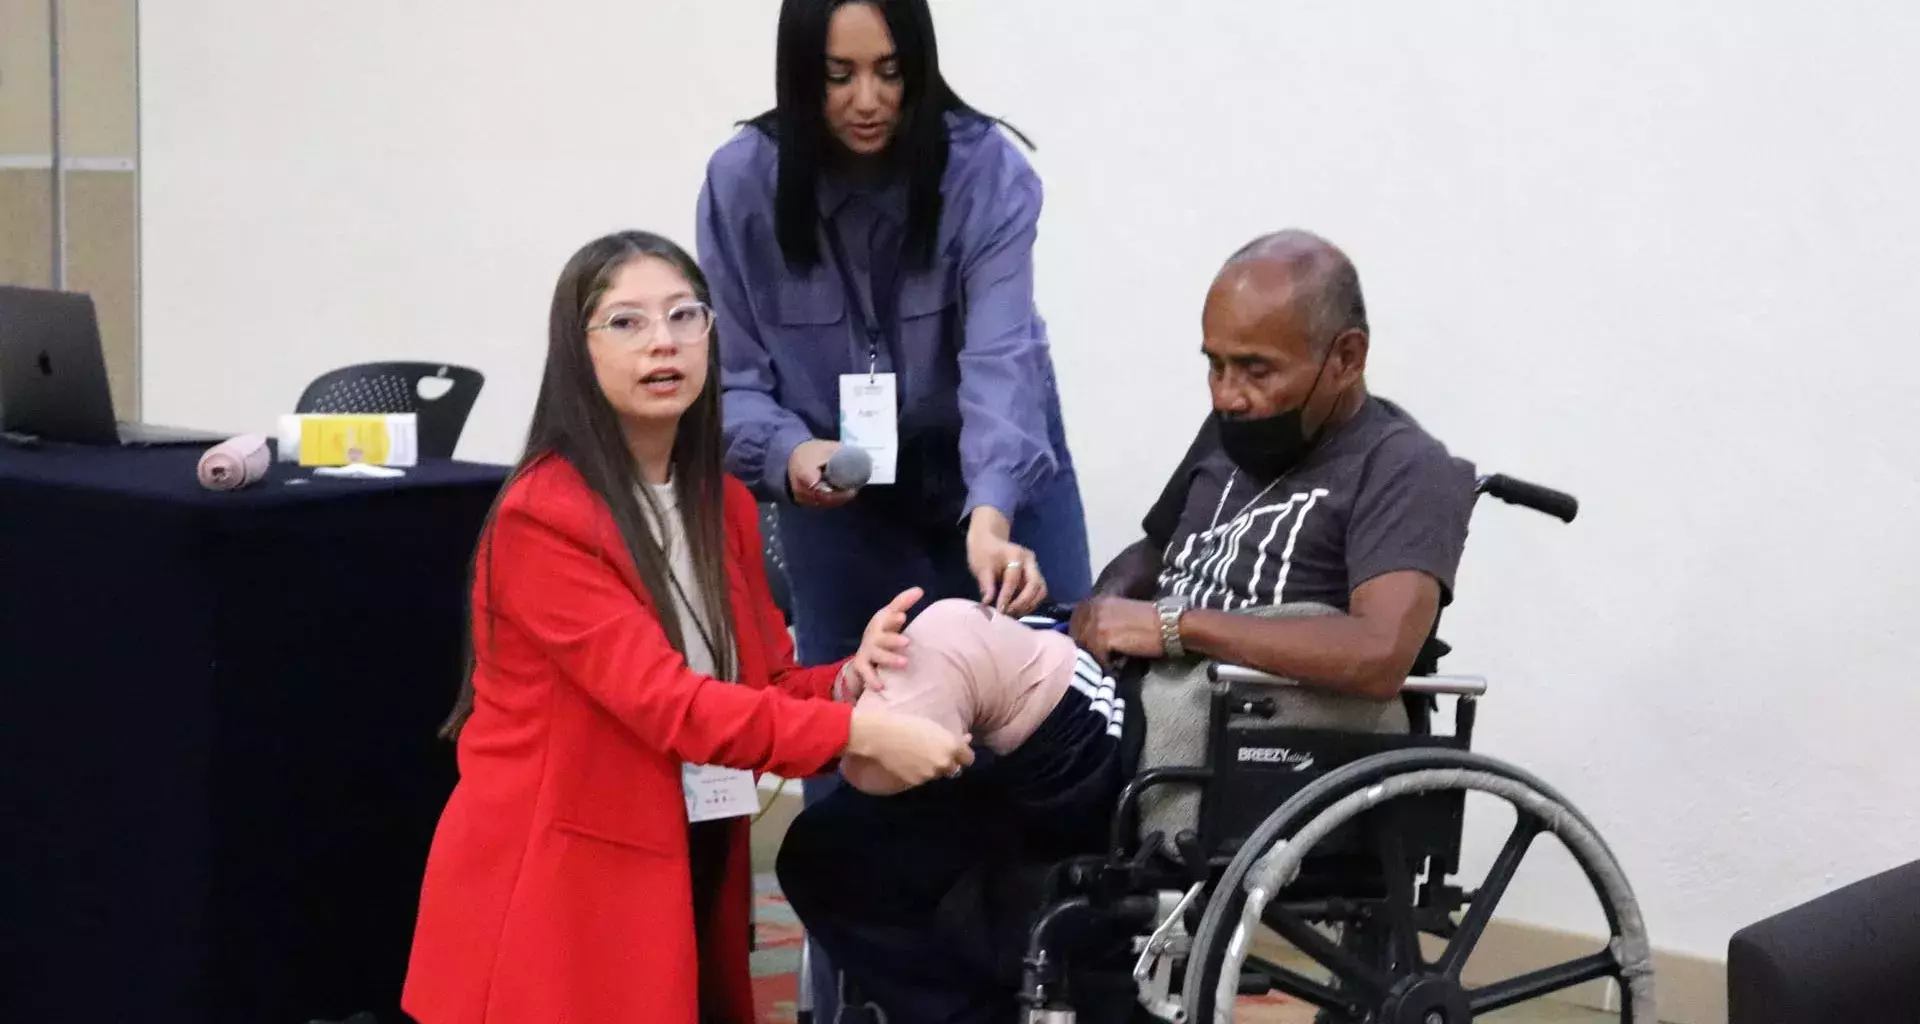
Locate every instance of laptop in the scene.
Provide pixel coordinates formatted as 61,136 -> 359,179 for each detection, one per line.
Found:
0,284 -> 228,447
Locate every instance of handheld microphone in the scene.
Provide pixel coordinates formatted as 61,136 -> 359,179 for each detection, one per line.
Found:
819,444 -> 873,491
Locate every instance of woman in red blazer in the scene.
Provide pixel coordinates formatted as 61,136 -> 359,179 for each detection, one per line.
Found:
402,230 -> 974,1024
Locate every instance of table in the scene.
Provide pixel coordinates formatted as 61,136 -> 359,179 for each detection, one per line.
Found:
0,441 -> 508,1023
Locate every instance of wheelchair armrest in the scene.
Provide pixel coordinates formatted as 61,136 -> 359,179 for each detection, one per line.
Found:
1209,663 -> 1489,698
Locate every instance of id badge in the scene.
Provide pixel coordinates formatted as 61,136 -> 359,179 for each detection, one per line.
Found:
838,373 -> 899,485
682,764 -> 760,823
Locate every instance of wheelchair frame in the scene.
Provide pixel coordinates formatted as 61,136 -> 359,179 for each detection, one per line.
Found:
1012,474 -> 1656,1024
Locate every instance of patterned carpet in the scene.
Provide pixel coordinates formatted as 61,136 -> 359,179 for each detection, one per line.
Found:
750,874 -> 806,1022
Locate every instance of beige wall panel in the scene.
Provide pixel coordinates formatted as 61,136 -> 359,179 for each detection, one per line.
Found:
0,0 -> 134,157
57,0 -> 137,158
0,3 -> 140,414
65,169 -> 136,415
0,167 -> 53,286
0,0 -> 53,154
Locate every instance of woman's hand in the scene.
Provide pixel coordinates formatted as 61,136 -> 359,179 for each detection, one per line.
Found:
788,439 -> 857,510
835,587 -> 923,702
845,709 -> 975,793
966,506 -> 1047,616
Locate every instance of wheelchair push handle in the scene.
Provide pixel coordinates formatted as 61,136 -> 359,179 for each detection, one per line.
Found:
1477,473 -> 1579,523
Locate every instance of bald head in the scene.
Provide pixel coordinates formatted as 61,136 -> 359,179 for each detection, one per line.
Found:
1220,229 -> 1368,353
1201,229 -> 1371,432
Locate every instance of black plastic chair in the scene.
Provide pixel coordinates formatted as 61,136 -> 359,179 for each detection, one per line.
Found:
294,363 -> 484,459
760,502 -> 795,626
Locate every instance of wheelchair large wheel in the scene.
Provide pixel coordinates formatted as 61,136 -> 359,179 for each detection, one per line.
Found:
1182,749 -> 1654,1023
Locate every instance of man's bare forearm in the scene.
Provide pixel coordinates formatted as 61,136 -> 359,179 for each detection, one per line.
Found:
1092,539 -> 1161,600
1181,573 -> 1440,701
1179,610 -> 1407,700
1073,572 -> 1431,696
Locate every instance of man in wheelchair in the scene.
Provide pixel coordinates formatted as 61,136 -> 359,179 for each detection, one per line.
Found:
778,229 -> 1479,1023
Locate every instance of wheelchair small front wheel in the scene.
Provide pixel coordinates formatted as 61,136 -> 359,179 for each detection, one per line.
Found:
1183,749 -> 1654,1024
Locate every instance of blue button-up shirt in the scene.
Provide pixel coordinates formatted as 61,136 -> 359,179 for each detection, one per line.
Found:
696,113 -> 1063,522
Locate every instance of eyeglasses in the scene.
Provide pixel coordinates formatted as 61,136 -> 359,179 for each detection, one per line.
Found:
587,301 -> 714,347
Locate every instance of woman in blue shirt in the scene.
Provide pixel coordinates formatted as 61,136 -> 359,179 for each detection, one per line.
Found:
699,7 -> 1091,1012
698,0 -> 1091,663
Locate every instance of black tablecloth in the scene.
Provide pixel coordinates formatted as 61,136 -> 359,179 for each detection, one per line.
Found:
0,442 -> 509,1023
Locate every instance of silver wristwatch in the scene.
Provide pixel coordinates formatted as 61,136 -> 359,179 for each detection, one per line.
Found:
1155,595 -> 1191,658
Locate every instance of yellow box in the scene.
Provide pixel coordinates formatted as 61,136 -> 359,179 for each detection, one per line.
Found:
276,414 -> 420,467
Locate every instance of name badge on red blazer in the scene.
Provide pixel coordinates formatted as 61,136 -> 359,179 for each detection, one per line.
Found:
683,764 -> 759,822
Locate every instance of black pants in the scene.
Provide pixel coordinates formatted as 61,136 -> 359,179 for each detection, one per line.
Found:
688,818 -> 745,1024
777,685 -> 1130,1024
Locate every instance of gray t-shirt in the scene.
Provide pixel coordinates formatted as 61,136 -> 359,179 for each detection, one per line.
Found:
1143,396 -> 1475,611
636,480 -> 734,678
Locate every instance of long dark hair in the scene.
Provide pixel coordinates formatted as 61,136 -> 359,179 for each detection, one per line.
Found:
439,230 -> 737,741
747,0 -> 1030,271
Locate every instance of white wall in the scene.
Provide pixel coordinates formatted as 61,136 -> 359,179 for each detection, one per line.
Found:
141,1 -> 1920,960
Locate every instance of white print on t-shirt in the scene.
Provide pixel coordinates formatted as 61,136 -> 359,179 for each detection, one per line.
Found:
1159,486 -> 1331,611
1069,649 -> 1125,738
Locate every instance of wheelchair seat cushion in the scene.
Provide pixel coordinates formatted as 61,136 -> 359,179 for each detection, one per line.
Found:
1137,601 -> 1410,854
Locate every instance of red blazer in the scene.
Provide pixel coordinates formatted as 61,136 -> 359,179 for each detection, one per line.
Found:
402,455 -> 850,1024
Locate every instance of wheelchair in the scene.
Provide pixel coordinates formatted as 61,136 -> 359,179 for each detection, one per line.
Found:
1005,473 -> 1655,1024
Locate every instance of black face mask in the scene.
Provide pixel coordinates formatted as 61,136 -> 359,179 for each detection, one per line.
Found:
1215,351 -> 1333,480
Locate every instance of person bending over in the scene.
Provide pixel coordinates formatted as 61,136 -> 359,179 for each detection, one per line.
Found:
777,229 -> 1477,1024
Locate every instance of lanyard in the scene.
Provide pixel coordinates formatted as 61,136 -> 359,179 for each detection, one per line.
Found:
637,488 -> 729,679
662,567 -> 727,679
821,215 -> 901,381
